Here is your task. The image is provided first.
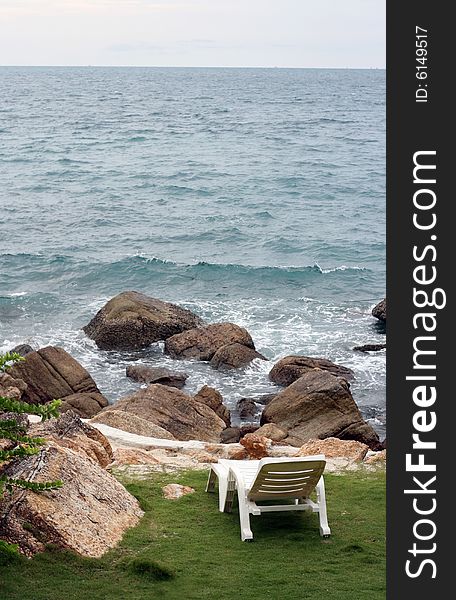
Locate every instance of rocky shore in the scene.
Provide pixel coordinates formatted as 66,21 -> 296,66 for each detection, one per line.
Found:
1,291 -> 386,557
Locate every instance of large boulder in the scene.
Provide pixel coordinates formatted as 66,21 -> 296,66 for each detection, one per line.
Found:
164,323 -> 255,361
269,355 -> 354,387
83,291 -> 203,350
105,384 -> 226,442
372,298 -> 386,322
0,443 -> 143,557
193,385 -> 230,427
9,346 -> 108,418
261,370 -> 381,450
29,410 -> 113,468
210,343 -> 267,370
90,410 -> 176,440
126,365 -> 188,389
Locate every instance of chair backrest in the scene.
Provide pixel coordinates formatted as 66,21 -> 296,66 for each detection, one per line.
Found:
247,455 -> 326,501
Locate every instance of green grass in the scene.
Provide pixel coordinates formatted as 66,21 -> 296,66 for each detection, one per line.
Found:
0,470 -> 385,600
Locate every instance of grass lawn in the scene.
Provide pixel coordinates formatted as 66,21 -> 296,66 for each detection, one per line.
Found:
1,469 -> 385,600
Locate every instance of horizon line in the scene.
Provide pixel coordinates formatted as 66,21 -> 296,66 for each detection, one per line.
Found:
0,64 -> 385,70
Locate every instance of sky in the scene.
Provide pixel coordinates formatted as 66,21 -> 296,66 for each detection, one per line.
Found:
0,0 -> 385,68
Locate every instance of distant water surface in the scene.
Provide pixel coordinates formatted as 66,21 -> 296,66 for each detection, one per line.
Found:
0,67 -> 385,436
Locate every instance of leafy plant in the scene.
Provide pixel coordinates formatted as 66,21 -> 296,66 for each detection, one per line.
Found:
0,352 -> 63,496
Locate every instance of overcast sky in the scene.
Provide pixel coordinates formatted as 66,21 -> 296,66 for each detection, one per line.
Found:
0,0 -> 385,68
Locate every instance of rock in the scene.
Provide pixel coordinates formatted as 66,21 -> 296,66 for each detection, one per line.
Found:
193,385 -> 230,427
164,322 -> 255,361
353,343 -> 386,353
0,372 -> 27,400
108,384 -> 226,442
364,449 -> 386,465
10,343 -> 35,357
253,393 -> 278,406
0,410 -> 29,430
237,398 -> 257,420
210,343 -> 267,370
227,446 -> 249,460
254,423 -> 287,442
112,448 -> 160,466
336,422 -> 384,450
372,298 -> 386,322
240,433 -> 272,459
9,346 -> 108,418
261,370 -> 381,450
83,291 -> 203,350
29,410 -> 113,468
59,392 -> 109,419
90,410 -> 176,440
239,424 -> 260,437
186,450 -> 219,464
294,437 -> 369,462
162,484 -> 195,500
220,427 -> 241,444
0,443 -> 143,557
126,365 -> 188,389
269,355 -> 355,387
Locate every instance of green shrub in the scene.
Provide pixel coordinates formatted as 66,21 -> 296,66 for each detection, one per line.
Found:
0,352 -> 63,497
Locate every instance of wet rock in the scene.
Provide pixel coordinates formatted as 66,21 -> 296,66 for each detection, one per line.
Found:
220,427 -> 241,444
193,385 -> 230,427
83,291 -> 203,350
9,346 -> 108,418
164,322 -> 255,361
210,343 -> 267,370
126,365 -> 188,389
261,370 -> 381,450
253,393 -> 278,406
237,398 -> 258,420
239,424 -> 260,437
353,343 -> 386,353
10,343 -> 35,357
372,298 -> 386,322
269,355 -> 354,387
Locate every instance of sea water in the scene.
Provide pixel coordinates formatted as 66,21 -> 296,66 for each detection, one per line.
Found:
0,67 -> 385,435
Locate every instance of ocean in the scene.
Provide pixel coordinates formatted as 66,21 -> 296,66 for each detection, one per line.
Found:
0,67 -> 386,436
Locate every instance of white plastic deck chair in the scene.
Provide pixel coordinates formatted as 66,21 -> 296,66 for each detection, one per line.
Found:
206,455 -> 330,541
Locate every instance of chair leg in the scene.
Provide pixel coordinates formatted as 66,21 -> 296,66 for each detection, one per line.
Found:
238,492 -> 253,541
316,477 -> 331,537
223,477 -> 236,513
206,468 -> 216,493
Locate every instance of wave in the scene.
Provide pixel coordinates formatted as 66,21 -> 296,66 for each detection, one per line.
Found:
0,253 -> 373,297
